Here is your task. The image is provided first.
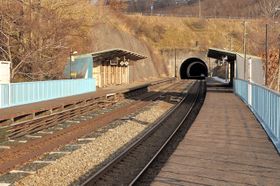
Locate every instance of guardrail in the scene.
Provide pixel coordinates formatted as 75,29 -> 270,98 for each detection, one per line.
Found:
125,12 -> 258,20
0,78 -> 96,108
234,79 -> 280,153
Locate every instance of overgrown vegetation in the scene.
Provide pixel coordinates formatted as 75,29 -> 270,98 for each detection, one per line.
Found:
0,0 -> 99,81
121,14 -> 280,56
263,48 -> 280,91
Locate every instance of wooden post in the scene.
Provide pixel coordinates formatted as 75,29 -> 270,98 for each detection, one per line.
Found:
118,66 -> 120,85
108,62 -> 111,85
127,63 -> 130,83
116,66 -> 118,85
208,57 -> 211,77
174,48 -> 177,78
112,65 -> 114,85
198,0 -> 202,18
120,66 -> 123,84
102,62 -> 105,87
104,62 -> 107,87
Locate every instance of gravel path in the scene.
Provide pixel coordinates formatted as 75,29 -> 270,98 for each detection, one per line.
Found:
15,101 -> 173,186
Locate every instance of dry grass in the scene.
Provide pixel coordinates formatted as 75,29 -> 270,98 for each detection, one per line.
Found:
94,9 -> 269,56
118,15 -> 280,57
90,9 -> 280,84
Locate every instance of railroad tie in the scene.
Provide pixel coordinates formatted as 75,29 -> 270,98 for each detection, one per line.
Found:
0,146 -> 10,149
49,151 -> 71,155
0,182 -> 11,186
9,170 -> 36,174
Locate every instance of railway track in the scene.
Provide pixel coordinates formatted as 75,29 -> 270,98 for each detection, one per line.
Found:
0,80 -> 191,176
80,80 -> 206,185
0,78 -> 174,140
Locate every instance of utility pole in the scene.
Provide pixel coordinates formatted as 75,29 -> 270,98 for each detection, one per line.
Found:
225,62 -> 228,82
174,48 -> 177,78
208,57 -> 211,77
265,23 -> 268,86
243,21 -> 247,80
198,0 -> 202,18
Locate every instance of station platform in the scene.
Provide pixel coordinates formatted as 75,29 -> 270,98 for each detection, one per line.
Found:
152,91 -> 280,185
0,78 -> 173,123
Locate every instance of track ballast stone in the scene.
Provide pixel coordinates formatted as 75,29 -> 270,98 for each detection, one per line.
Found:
15,101 -> 173,186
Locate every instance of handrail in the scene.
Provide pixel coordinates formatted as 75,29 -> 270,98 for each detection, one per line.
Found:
234,79 -> 280,153
235,78 -> 280,96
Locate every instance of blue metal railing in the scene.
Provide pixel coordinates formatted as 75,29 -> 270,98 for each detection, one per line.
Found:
234,79 -> 280,153
0,79 -> 96,108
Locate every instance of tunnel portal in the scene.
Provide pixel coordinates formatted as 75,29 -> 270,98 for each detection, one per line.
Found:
180,58 -> 208,79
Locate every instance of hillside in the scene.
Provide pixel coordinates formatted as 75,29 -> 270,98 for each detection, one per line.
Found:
116,14 -> 280,90
122,15 -> 278,56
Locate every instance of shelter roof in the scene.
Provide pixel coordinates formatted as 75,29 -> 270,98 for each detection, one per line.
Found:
89,48 -> 147,61
207,48 -> 237,62
207,48 -> 262,62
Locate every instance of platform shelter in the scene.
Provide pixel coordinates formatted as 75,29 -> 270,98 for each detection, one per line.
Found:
207,48 -> 264,86
68,49 -> 147,88
90,49 -> 146,88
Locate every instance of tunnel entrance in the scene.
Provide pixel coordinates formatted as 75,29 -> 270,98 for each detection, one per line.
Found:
180,58 -> 208,79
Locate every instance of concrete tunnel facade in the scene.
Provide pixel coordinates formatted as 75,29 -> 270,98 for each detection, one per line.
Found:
180,57 -> 208,79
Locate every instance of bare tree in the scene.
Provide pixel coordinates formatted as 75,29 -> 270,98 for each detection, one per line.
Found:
257,0 -> 280,18
0,0 -> 97,81
105,0 -> 128,11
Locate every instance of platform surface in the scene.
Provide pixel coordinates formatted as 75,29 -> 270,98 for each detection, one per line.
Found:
0,78 -> 171,121
152,92 -> 280,185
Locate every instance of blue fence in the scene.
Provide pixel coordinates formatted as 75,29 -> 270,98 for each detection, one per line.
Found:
234,79 -> 280,153
0,79 -> 96,108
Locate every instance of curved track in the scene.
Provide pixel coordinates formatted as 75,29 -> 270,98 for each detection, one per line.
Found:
0,80 -> 190,175
81,80 -> 206,185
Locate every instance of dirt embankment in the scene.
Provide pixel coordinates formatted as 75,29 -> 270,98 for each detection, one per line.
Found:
90,23 -> 169,81
212,65 -> 227,79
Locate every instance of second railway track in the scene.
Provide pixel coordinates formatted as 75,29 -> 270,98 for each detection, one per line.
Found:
0,79 -> 174,140
0,80 -> 192,177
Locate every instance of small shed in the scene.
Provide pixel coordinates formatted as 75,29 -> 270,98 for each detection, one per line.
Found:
91,48 -> 146,87
90,49 -> 146,87
65,48 -> 146,88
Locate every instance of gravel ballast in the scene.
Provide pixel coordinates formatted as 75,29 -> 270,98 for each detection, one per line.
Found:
15,101 -> 173,186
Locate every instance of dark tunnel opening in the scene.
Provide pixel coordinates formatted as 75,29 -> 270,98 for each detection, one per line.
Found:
180,58 -> 208,79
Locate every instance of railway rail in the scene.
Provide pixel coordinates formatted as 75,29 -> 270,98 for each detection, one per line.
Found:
0,80 -> 190,176
0,78 -> 174,140
80,80 -> 206,185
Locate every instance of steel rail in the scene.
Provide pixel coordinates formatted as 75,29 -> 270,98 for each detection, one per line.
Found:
0,81 -> 188,175
2,79 -> 175,139
80,80 -> 204,186
129,80 -> 204,185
